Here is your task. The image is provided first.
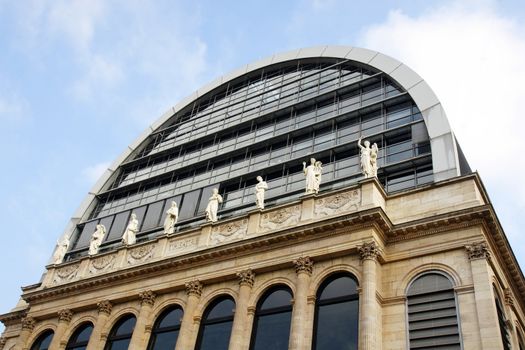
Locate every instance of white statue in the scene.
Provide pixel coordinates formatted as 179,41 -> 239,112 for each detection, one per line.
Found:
255,176 -> 268,209
89,224 -> 106,255
303,158 -> 322,194
205,188 -> 223,223
358,136 -> 379,178
53,235 -> 70,264
122,213 -> 139,245
163,201 -> 179,234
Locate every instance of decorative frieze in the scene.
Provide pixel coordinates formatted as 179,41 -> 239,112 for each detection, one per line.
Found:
358,242 -> 382,261
139,290 -> 156,306
260,205 -> 301,231
58,309 -> 73,323
97,300 -> 113,315
293,256 -> 314,275
465,242 -> 491,261
53,263 -> 80,284
210,219 -> 248,245
314,189 -> 360,217
185,280 -> 203,297
127,244 -> 155,265
236,269 -> 255,287
21,316 -> 35,331
168,237 -> 198,254
88,254 -> 115,275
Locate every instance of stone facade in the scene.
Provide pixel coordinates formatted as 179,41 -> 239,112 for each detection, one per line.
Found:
1,175 -> 524,350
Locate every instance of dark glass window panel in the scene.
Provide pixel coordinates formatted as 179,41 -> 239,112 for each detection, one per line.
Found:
251,312 -> 292,350
104,315 -> 136,350
148,307 -> 183,350
207,298 -> 235,319
198,186 -> 218,214
133,205 -> 147,228
106,339 -> 130,350
319,276 -> 358,301
158,308 -> 183,328
149,331 -> 179,350
98,215 -> 115,240
259,289 -> 292,311
114,316 -> 136,336
30,330 -> 54,350
179,190 -> 200,220
66,323 -> 93,350
408,274 -> 453,296
75,220 -> 98,249
197,297 -> 235,350
142,201 -> 164,230
314,300 -> 359,350
106,211 -> 129,241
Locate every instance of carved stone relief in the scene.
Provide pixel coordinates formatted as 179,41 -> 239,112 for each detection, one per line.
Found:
88,254 -> 116,275
127,244 -> 155,265
260,205 -> 301,231
167,237 -> 198,254
314,189 -> 360,217
210,219 -> 248,245
52,263 -> 81,285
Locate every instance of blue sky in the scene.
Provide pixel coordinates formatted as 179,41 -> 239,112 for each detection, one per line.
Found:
1,0 -> 525,331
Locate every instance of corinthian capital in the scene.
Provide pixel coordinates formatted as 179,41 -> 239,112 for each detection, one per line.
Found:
185,280 -> 203,297
358,242 -> 381,261
97,300 -> 113,315
465,242 -> 491,261
139,290 -> 156,306
21,316 -> 35,331
58,309 -> 73,323
293,256 -> 314,275
237,269 -> 255,287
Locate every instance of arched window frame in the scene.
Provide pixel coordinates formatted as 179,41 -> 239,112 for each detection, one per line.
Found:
147,305 -> 184,350
65,322 -> 94,350
312,272 -> 360,350
405,271 -> 463,350
493,286 -> 512,350
249,285 -> 294,350
30,329 -> 54,350
195,295 -> 236,350
103,314 -> 136,350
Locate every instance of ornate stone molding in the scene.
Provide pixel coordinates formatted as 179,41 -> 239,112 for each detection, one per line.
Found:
97,300 -> 113,315
358,242 -> 381,261
260,205 -> 301,231
21,316 -> 35,331
293,256 -> 314,275
210,219 -> 248,245
58,309 -> 73,323
314,189 -> 360,217
236,269 -> 255,287
504,288 -> 514,307
185,280 -> 203,297
127,244 -> 155,265
247,306 -> 256,316
139,290 -> 156,306
53,263 -> 80,284
88,254 -> 116,275
465,242 -> 491,261
0,336 -> 6,350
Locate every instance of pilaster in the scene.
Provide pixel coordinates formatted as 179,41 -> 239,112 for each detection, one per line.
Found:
129,290 -> 156,349
229,269 -> 255,350
358,242 -> 381,350
49,309 -> 73,350
175,280 -> 203,350
289,256 -> 313,350
86,300 -> 112,350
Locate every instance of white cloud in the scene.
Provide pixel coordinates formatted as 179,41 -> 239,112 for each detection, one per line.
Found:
359,1 -> 525,265
0,93 -> 28,124
82,161 -> 110,185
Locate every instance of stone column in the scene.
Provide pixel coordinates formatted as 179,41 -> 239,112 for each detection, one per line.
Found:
229,269 -> 255,350
49,309 -> 73,350
15,316 -> 35,350
175,280 -> 203,350
129,290 -> 156,349
289,256 -> 313,350
86,300 -> 112,350
466,242 -> 503,350
358,242 -> 381,350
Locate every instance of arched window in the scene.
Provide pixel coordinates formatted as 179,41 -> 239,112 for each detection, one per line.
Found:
104,314 -> 136,350
30,330 -> 54,350
196,296 -> 235,350
66,322 -> 93,350
407,272 -> 461,349
147,306 -> 183,350
312,273 -> 359,350
250,286 -> 293,350
494,288 -> 511,350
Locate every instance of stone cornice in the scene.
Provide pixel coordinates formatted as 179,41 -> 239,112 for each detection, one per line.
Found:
0,309 -> 27,327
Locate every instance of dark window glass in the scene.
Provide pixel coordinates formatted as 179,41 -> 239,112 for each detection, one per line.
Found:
147,306 -> 183,350
196,297 -> 235,350
198,186 -> 218,214
313,274 -> 359,350
179,190 -> 200,220
30,330 -> 54,350
75,220 -> 98,249
407,273 -> 461,349
106,212 -> 129,241
250,286 -> 293,350
66,322 -> 93,350
104,314 -> 136,350
133,206 -> 147,230
142,201 -> 164,230
495,289 -> 512,350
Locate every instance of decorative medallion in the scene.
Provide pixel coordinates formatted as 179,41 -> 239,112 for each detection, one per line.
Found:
139,290 -> 156,306
53,263 -> 80,284
293,256 -> 314,275
97,300 -> 113,315
236,269 -> 255,287
185,280 -> 203,297
88,254 -> 115,275
210,219 -> 248,245
314,189 -> 360,217
58,309 -> 73,323
358,242 -> 382,261
127,244 -> 155,265
260,205 -> 301,231
465,242 -> 491,261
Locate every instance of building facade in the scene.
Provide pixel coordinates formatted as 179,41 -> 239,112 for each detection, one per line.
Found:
1,46 -> 524,350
